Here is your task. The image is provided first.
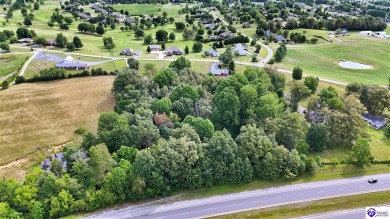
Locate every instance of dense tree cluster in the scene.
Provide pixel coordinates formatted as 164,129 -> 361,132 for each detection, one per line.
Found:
0,58 -> 334,217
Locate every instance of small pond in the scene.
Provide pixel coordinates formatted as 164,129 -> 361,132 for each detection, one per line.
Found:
338,60 -> 373,69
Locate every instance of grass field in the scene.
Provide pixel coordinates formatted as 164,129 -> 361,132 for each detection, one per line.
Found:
273,39 -> 390,85
0,54 -> 29,78
111,3 -> 164,16
0,76 -> 115,180
211,190 -> 390,219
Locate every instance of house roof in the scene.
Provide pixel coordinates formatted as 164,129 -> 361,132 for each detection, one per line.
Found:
275,35 -> 287,41
18,38 -> 33,42
150,44 -> 161,49
56,56 -> 88,68
207,48 -> 218,56
167,46 -> 182,52
210,61 -> 229,75
363,114 -> 387,129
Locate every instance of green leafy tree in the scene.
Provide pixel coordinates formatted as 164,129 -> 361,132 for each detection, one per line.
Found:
219,47 -> 233,65
73,36 -> 83,49
49,190 -> 74,218
384,125 -> 390,139
155,30 -> 168,43
0,202 -> 21,219
319,86 -> 338,102
175,22 -> 185,31
55,33 -> 67,48
304,76 -> 318,93
192,41 -> 203,52
13,185 -> 38,211
23,17 -> 32,26
127,58 -> 139,70
306,123 -> 330,152
144,34 -> 153,44
183,115 -> 214,140
169,56 -> 191,71
292,66 -> 303,80
212,87 -> 240,134
151,97 -> 173,114
153,68 -> 175,88
169,32 -> 175,41
351,138 -> 373,167
66,42 -> 75,51
170,85 -> 199,102
289,81 -> 311,111
276,112 -> 309,150
89,144 -> 116,186
112,146 -> 138,163
184,45 -> 189,54
103,37 -> 115,50
96,25 -> 105,35
135,28 -> 145,39
31,201 -> 44,219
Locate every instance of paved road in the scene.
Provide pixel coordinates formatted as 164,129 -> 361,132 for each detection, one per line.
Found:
83,174 -> 390,219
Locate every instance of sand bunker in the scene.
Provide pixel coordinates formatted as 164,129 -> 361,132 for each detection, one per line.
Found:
338,60 -> 373,69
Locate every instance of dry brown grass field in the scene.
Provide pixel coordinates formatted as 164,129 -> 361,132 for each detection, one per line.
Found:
0,76 -> 115,180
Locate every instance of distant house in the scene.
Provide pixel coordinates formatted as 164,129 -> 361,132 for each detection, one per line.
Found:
274,35 -> 287,43
363,114 -> 387,130
264,30 -> 273,38
91,2 -> 103,9
41,153 -> 67,171
124,16 -> 136,23
166,46 -> 183,56
273,18 -> 284,22
219,31 -> 234,39
233,43 -> 247,56
360,31 -> 389,39
206,48 -> 219,57
77,12 -> 91,21
205,23 -> 217,29
208,6 -> 216,11
56,56 -> 88,70
45,40 -> 57,46
149,44 -> 161,51
120,48 -> 135,56
17,38 -> 33,43
200,18 -> 214,24
242,22 -> 251,28
210,61 -> 229,77
143,14 -> 151,19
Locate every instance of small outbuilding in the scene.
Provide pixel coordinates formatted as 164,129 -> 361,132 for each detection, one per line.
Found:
363,114 -> 387,130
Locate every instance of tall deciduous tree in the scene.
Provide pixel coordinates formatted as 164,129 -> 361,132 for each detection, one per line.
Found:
304,76 -> 318,93
351,138 -> 373,167
292,66 -> 303,80
212,87 -> 240,134
89,144 -> 116,186
73,36 -> 83,49
276,112 -> 309,150
155,30 -> 168,43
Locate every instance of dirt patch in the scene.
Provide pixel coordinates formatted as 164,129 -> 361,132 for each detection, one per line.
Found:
0,76 -> 115,180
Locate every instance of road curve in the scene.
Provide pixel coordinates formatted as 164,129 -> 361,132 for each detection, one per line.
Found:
83,174 -> 390,219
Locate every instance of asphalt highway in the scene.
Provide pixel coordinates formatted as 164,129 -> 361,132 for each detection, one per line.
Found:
84,174 -> 390,219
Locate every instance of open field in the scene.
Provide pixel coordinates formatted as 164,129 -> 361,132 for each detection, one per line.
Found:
0,54 -> 29,78
211,190 -> 390,219
274,39 -> 390,85
0,76 -> 115,180
111,3 -> 165,15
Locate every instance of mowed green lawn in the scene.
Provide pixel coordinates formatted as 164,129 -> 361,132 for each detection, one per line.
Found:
274,40 -> 390,85
111,4 -> 165,16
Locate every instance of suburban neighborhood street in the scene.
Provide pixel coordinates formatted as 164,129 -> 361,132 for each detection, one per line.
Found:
84,174 -> 390,219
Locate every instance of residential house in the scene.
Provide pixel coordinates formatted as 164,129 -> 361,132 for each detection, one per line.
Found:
149,44 -> 161,51
219,31 -> 234,39
17,38 -> 33,43
124,16 -> 136,23
206,48 -> 219,57
77,12 -> 91,21
233,43 -> 247,56
166,46 -> 183,56
274,35 -> 287,43
45,40 -> 57,46
56,56 -> 88,70
208,6 -> 216,11
210,61 -> 229,77
363,114 -> 387,130
91,2 -> 103,9
242,22 -> 251,28
120,48 -> 135,56
264,30 -> 273,38
205,23 -> 217,29
360,31 -> 389,39
200,18 -> 214,24
273,17 -> 284,22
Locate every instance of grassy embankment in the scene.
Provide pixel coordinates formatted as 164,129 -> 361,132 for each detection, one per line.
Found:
0,76 -> 115,181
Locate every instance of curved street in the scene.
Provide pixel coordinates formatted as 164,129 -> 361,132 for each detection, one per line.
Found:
83,174 -> 390,219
